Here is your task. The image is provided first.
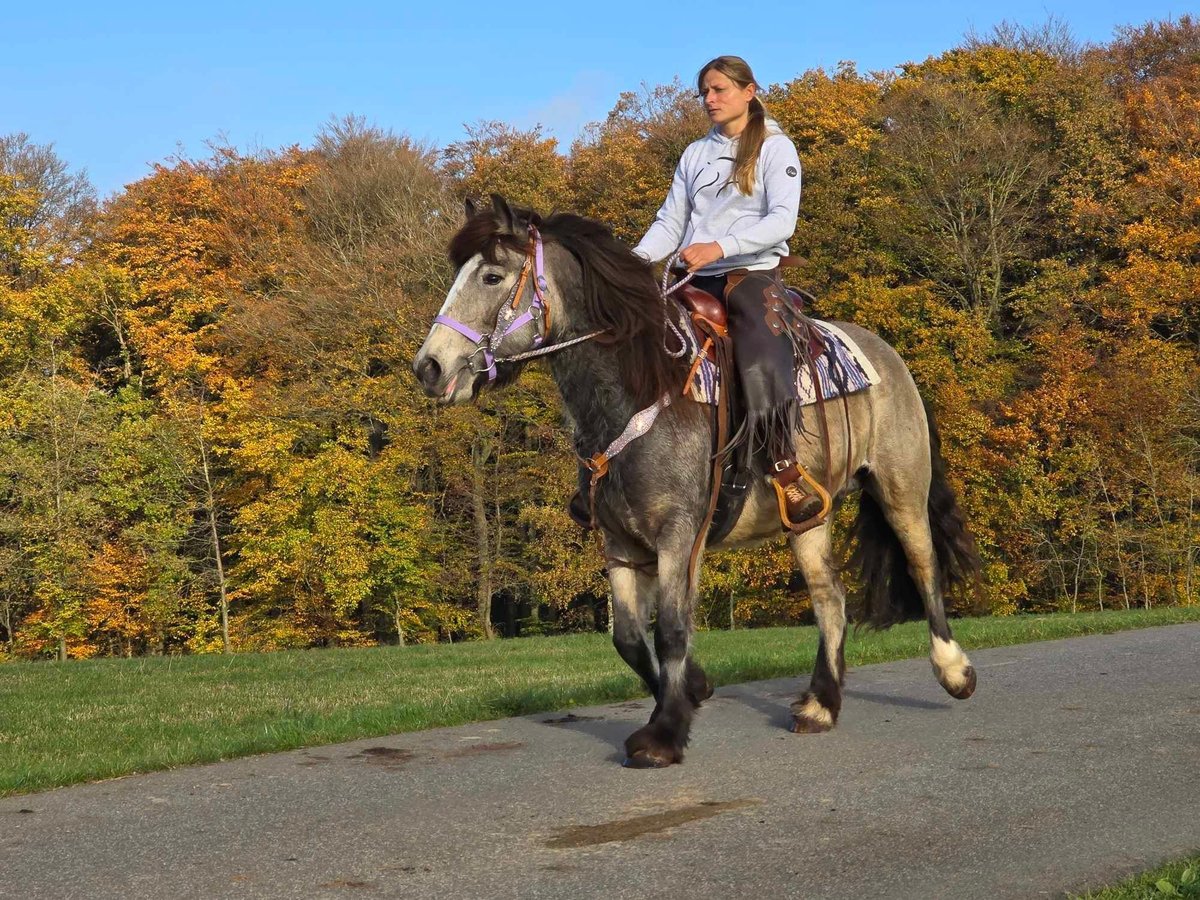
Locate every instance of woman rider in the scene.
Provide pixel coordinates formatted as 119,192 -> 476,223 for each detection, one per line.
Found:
632,55 -> 822,525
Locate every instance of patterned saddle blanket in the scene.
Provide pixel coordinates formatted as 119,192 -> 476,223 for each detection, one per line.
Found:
686,320 -> 880,407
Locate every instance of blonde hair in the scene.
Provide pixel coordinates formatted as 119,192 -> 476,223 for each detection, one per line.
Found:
697,55 -> 768,195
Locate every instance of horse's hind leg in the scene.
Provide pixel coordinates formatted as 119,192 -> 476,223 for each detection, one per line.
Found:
905,516 -> 976,698
870,477 -> 976,700
788,524 -> 848,733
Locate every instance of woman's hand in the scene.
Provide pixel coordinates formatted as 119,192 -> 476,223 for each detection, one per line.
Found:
679,241 -> 724,271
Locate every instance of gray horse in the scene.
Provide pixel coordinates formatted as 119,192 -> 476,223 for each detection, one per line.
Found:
414,196 -> 980,768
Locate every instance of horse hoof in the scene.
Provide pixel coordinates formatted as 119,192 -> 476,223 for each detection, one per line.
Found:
789,694 -> 835,733
946,665 -> 977,700
624,724 -> 684,767
789,714 -> 833,734
622,750 -> 676,768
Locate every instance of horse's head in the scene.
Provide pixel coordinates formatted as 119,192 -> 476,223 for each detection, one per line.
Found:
413,194 -> 548,404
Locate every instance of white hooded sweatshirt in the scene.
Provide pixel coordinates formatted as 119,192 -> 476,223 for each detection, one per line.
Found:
632,119 -> 801,275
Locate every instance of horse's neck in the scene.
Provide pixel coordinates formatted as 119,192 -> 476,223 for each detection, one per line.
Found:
548,342 -> 641,458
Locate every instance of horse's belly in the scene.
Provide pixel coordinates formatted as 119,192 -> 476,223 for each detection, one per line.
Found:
709,484 -> 785,550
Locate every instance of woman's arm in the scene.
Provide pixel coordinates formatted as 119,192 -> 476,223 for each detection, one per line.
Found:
714,136 -> 801,259
632,152 -> 693,262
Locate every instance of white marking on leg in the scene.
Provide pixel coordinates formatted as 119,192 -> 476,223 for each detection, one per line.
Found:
662,655 -> 688,689
930,635 -> 972,692
656,645 -> 694,703
796,695 -> 834,727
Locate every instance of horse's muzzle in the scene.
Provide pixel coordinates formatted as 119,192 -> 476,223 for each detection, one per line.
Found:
413,353 -> 442,396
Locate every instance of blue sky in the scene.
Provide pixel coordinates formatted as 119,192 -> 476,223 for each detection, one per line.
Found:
3,1 -> 1189,200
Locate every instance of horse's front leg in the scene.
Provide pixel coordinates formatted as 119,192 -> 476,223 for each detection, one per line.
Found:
623,525 -> 705,768
607,551 -> 660,701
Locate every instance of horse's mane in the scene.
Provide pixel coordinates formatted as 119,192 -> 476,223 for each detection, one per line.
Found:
447,198 -> 683,409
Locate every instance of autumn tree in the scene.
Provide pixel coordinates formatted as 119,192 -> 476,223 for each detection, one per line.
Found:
875,77 -> 1057,324
569,80 -> 709,242
442,121 -> 571,212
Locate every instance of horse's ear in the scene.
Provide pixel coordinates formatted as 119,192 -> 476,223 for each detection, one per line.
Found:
490,193 -> 517,233
463,196 -> 479,219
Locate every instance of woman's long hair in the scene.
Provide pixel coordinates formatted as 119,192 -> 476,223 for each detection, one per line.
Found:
698,55 -> 768,195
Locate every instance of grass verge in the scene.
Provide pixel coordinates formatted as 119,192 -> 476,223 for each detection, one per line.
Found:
1072,853 -> 1200,898
1,607 -> 1197,797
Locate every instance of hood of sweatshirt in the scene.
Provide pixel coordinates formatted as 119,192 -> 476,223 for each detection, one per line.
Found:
704,117 -> 785,147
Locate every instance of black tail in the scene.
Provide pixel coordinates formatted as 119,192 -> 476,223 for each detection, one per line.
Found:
849,399 -> 982,629
923,401 -> 982,603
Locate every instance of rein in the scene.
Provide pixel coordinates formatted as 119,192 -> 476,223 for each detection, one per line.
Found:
434,224 -> 605,381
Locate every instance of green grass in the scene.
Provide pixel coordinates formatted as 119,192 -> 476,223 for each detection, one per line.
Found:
1,607 -> 1197,797
1073,854 -> 1200,898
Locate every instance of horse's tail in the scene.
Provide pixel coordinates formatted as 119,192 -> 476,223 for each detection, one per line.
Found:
849,398 -> 981,629
923,399 -> 983,600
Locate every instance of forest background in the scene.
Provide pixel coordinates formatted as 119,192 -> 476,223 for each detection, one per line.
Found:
1,18 -> 1196,660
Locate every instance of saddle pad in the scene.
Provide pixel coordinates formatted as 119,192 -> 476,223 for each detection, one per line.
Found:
794,321 -> 880,406
686,321 -> 880,407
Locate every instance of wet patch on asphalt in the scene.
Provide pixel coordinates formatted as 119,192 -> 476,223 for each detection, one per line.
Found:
545,799 -> 762,849
541,713 -> 604,725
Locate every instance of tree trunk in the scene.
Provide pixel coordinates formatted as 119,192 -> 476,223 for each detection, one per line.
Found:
1096,465 -> 1131,610
471,442 -> 494,639
199,437 -> 230,653
1185,480 -> 1195,607
49,343 -> 68,661
1,596 -> 12,652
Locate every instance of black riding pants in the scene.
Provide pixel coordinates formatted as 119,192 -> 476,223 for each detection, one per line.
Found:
690,269 -> 798,461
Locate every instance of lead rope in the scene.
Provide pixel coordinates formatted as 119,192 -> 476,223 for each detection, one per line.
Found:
660,252 -> 695,359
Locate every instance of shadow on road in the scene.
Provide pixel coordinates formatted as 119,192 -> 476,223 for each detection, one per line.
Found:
843,688 -> 949,711
720,687 -> 794,730
530,711 -> 643,763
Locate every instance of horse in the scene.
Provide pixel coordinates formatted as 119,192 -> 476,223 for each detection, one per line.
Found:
413,195 -> 981,769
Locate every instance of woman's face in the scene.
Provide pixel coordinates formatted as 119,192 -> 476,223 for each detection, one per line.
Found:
699,69 -> 756,128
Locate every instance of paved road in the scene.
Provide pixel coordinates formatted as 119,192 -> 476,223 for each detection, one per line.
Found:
3,625 -> 1198,899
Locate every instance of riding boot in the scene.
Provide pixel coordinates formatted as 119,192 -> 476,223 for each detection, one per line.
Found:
725,270 -> 826,528
567,463 -> 594,529
771,456 -> 826,526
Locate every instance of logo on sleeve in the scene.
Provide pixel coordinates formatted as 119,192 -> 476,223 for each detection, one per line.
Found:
786,166 -> 798,177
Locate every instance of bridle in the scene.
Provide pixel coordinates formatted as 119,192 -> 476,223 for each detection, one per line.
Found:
433,223 -> 606,382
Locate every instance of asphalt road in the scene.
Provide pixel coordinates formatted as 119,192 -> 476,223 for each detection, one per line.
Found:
3,624 -> 1198,899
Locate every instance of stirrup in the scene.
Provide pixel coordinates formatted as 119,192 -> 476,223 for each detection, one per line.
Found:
770,461 -> 832,533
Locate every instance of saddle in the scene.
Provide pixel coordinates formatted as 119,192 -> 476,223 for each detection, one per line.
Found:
675,274 -> 837,543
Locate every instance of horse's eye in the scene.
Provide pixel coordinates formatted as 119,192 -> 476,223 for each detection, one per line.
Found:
483,273 -> 503,286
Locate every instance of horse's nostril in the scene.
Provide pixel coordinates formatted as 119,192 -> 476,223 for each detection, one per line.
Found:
416,356 -> 442,391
